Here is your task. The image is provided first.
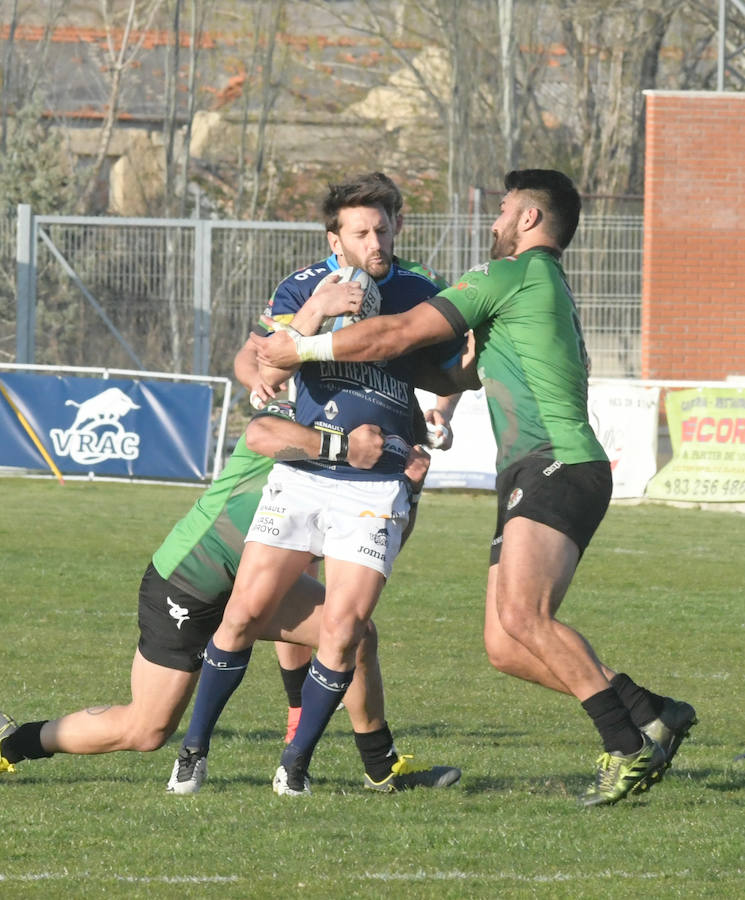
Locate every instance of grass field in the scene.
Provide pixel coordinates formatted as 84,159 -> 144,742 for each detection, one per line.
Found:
1,477 -> 744,899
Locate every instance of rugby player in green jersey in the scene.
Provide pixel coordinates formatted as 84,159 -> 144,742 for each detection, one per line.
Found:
0,406 -> 461,795
252,168 -> 697,807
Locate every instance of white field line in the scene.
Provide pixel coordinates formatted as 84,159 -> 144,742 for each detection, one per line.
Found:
359,869 -> 687,883
6,868 -> 744,886
0,873 -> 239,884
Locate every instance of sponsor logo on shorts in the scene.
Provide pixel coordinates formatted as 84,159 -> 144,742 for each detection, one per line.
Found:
357,545 -> 387,560
357,526 -> 390,560
166,596 -> 190,630
491,535 -> 503,547
359,509 -> 392,519
324,400 -> 339,420
250,515 -> 281,536
542,460 -> 564,477
507,488 -> 523,510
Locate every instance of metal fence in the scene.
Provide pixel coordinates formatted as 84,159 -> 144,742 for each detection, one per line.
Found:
1,209 -> 643,380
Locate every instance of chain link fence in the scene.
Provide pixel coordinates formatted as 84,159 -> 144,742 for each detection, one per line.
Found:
0,210 -> 643,379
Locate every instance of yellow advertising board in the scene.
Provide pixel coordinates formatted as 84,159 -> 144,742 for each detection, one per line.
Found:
646,387 -> 745,502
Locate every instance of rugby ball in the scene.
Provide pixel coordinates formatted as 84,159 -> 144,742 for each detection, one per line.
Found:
315,266 -> 381,333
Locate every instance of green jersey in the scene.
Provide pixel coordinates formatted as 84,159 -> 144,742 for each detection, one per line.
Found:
429,248 -> 607,472
151,434 -> 273,604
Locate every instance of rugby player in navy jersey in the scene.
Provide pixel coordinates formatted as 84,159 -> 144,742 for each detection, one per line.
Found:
174,173 -> 475,795
234,172 -> 456,748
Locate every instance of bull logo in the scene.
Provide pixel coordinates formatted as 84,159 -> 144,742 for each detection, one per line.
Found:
49,387 -> 141,465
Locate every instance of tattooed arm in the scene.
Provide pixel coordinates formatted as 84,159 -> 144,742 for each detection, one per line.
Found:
244,414 -> 385,470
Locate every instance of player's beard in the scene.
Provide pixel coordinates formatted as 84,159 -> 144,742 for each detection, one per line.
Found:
340,247 -> 393,280
490,219 -> 519,260
360,251 -> 392,280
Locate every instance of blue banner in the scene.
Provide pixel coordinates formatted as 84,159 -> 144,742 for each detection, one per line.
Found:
0,373 -> 213,480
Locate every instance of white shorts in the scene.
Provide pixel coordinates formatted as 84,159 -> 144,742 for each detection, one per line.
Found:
246,464 -> 410,578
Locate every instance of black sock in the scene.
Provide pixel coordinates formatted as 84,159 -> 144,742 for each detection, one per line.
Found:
582,688 -> 643,755
279,661 -> 311,709
354,723 -> 397,782
611,673 -> 666,727
2,722 -> 54,763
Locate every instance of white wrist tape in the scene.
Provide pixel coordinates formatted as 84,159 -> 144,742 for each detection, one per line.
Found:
425,421 -> 449,449
249,390 -> 264,410
318,430 -> 349,462
296,332 -> 335,362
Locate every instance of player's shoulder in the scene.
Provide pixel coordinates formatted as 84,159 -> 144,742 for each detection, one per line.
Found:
266,259 -> 333,319
277,259 -> 333,292
454,255 -> 529,288
383,261 -> 442,306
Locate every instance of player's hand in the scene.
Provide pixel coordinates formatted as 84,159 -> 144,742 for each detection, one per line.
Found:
249,380 -> 287,410
347,424 -> 385,469
455,330 -> 480,390
250,324 -> 302,368
404,444 -> 431,492
310,274 -> 363,317
423,408 -> 453,450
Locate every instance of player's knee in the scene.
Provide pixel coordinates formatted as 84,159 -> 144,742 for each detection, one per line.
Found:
483,628 -> 511,673
120,706 -> 178,751
128,721 -> 176,752
324,617 -> 367,655
220,607 -> 264,643
495,601 -> 531,644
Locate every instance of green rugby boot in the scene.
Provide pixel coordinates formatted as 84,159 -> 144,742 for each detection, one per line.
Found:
0,711 -> 18,774
364,754 -> 461,792
580,734 -> 666,808
641,698 -> 697,768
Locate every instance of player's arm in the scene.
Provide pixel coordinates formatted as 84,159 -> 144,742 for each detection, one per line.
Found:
256,276 -> 365,388
400,443 -> 430,545
245,411 -> 384,470
234,339 -> 286,410
252,301 -> 458,369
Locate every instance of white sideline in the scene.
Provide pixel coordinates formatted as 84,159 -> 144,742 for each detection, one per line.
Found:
1,869 -> 694,885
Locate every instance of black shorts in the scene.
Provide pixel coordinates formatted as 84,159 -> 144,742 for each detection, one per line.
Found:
137,562 -> 230,672
489,457 -> 612,565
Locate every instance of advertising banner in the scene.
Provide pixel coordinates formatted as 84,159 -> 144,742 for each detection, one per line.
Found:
587,382 -> 660,499
0,372 -> 213,480
414,388 -> 497,489
646,387 -> 745,503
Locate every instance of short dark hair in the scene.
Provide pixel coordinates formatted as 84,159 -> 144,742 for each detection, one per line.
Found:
322,172 -> 400,233
504,169 -> 581,249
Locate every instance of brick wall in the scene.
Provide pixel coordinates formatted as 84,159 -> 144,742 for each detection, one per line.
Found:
642,91 -> 745,379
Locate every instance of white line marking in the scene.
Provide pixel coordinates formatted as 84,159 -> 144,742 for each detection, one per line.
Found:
359,870 -> 684,883
0,874 -> 239,884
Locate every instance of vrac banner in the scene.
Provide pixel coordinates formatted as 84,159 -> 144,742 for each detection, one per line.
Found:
0,372 -> 213,480
646,387 -> 745,503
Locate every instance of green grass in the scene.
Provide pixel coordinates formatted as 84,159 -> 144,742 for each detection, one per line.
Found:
1,478 -> 744,899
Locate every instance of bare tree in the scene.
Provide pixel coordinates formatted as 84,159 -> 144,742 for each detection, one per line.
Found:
77,0 -> 165,213
0,0 -> 19,154
558,0 -> 679,200
233,0 -> 287,220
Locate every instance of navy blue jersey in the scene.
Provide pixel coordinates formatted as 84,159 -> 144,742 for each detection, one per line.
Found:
259,254 -> 462,480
